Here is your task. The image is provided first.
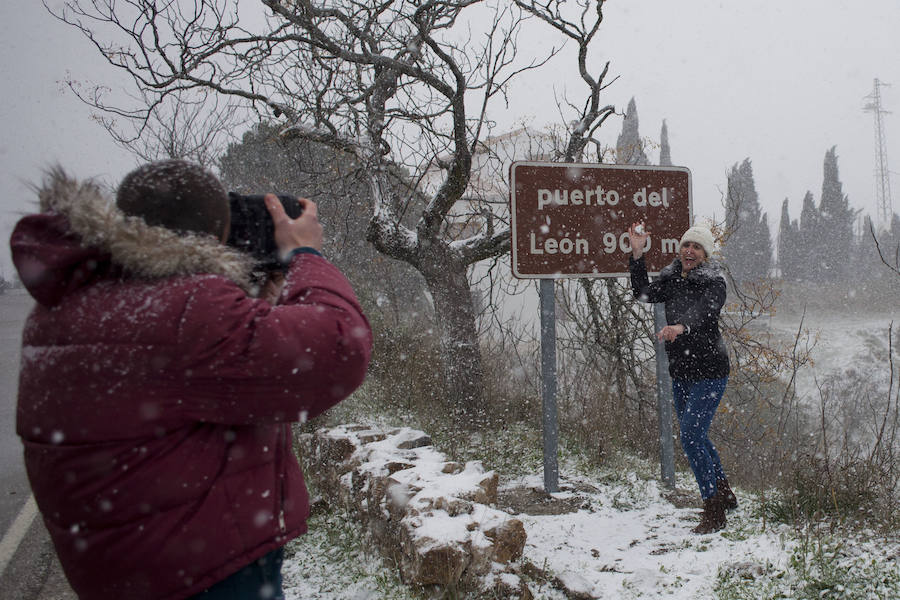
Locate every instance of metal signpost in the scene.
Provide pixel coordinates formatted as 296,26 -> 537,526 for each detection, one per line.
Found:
539,278 -> 558,492
509,161 -> 691,492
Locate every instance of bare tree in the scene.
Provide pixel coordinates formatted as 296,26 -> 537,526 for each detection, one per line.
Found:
512,1 -> 617,163
102,91 -> 248,168
47,0 -> 615,422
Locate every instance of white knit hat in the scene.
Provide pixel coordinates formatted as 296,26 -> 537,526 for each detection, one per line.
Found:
679,226 -> 715,256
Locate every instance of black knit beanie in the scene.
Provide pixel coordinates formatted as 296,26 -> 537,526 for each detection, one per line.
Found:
116,159 -> 230,239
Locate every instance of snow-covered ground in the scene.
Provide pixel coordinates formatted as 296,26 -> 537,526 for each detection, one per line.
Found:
507,473 -> 782,599
279,310 -> 900,599
282,462 -> 900,599
509,471 -> 898,599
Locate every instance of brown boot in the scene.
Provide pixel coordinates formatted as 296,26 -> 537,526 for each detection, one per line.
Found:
716,478 -> 738,511
693,495 -> 726,534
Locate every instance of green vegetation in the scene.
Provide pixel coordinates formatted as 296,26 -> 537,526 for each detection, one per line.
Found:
715,529 -> 900,600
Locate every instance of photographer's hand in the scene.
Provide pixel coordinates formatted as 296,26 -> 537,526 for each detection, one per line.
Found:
265,193 -> 323,254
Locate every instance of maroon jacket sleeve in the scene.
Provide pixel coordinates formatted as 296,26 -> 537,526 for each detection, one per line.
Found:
173,252 -> 372,425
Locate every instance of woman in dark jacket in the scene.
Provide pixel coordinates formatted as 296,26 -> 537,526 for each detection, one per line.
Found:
11,161 -> 372,599
627,223 -> 736,534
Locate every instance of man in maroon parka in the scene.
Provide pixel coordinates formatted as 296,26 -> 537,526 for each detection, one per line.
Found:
10,160 -> 372,599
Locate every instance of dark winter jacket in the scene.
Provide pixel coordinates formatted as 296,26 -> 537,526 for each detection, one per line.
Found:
629,256 -> 730,381
10,169 -> 372,600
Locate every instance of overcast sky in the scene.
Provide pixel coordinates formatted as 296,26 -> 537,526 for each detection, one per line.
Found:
1,0 -> 898,279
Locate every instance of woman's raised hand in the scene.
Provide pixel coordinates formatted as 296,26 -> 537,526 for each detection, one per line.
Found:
627,222 -> 649,259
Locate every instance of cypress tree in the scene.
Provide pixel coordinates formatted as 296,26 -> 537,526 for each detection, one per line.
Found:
817,146 -> 856,281
758,213 -> 772,275
616,98 -> 648,166
859,212 -> 900,280
659,120 -> 672,167
723,159 -> 772,281
855,214 -> 880,280
778,198 -> 800,280
797,191 -> 821,280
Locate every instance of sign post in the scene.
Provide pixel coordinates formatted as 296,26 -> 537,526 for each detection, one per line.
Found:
653,302 -> 676,488
539,278 -> 559,493
509,162 -> 691,491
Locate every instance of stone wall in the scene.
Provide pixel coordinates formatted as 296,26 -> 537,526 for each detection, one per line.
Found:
296,424 -> 531,598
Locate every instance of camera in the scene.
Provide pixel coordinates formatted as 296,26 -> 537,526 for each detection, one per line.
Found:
226,192 -> 304,272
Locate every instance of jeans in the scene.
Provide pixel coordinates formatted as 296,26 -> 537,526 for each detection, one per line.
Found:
191,547 -> 285,599
672,378 -> 728,500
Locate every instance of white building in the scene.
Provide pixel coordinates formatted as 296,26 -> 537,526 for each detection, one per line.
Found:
420,127 -> 567,333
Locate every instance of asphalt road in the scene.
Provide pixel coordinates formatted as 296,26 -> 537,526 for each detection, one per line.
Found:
0,290 -> 76,599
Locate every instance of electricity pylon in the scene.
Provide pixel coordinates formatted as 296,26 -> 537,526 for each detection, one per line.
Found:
863,78 -> 894,233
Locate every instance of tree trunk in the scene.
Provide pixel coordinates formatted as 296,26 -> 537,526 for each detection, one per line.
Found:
364,171 -> 488,427
420,255 -> 486,426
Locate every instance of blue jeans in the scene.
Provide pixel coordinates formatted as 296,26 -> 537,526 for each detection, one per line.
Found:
672,378 -> 728,500
191,547 -> 285,599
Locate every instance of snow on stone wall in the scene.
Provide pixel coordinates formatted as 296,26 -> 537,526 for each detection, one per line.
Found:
296,424 -> 530,597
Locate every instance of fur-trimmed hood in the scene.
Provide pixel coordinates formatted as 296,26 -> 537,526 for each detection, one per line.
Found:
659,256 -> 726,285
11,167 -> 255,306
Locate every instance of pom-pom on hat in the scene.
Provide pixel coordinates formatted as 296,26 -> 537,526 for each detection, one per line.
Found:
116,159 -> 230,239
679,226 -> 715,256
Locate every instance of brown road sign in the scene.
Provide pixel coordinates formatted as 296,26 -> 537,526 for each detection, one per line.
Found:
509,162 -> 692,278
